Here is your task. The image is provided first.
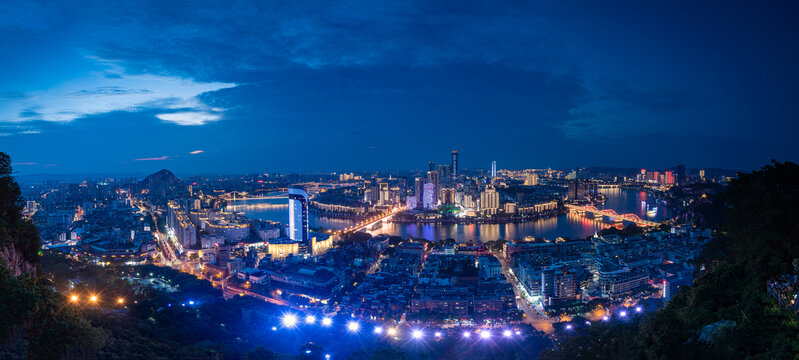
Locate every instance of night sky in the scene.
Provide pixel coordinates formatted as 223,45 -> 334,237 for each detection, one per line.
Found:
1,1 -> 798,174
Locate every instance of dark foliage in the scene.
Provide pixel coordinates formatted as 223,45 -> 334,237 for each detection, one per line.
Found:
541,161 -> 799,359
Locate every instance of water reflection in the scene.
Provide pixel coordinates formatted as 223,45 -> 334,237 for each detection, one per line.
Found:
228,188 -> 668,242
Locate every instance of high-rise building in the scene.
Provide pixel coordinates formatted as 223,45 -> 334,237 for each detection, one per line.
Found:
480,185 -> 499,214
491,161 -> 497,178
426,170 -> 440,203
699,169 -> 705,180
451,150 -> 458,180
428,162 -> 436,171
288,186 -> 309,250
378,182 -> 390,205
665,171 -> 674,185
524,173 -> 538,186
423,183 -> 436,209
676,164 -> 686,185
568,179 -> 597,200
441,188 -> 455,205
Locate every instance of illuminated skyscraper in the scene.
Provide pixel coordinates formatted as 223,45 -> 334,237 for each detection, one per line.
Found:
491,161 -> 497,178
451,150 -> 458,180
288,186 -> 309,249
426,170 -> 440,203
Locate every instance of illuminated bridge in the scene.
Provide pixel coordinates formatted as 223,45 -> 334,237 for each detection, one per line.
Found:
339,207 -> 405,235
565,204 -> 660,227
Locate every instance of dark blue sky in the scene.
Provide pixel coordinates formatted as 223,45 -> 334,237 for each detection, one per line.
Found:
1,1 -> 798,174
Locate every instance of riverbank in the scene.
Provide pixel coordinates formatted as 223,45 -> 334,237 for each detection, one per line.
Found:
389,209 -> 565,225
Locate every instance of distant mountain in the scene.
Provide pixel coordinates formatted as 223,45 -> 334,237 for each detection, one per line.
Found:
140,169 -> 186,199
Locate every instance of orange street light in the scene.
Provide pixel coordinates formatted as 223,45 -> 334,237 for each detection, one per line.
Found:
90,295 -> 98,302
70,295 -> 79,302
117,298 -> 125,304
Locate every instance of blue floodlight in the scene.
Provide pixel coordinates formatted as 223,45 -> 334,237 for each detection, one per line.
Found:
347,321 -> 360,333
282,314 -> 298,328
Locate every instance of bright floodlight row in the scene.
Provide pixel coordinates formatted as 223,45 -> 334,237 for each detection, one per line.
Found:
69,294 -> 125,304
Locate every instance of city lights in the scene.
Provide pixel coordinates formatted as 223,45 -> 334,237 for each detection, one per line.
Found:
373,326 -> 383,334
305,315 -> 316,324
434,331 -> 442,338
602,315 -> 610,321
462,331 -> 471,338
346,321 -> 360,333
387,328 -> 398,336
117,298 -> 124,304
70,295 -> 78,302
282,314 -> 298,328
503,330 -> 512,337
565,324 -> 573,330
635,306 -> 642,313
620,311 -> 628,317
321,317 -> 333,327
480,331 -> 491,339
89,295 -> 98,302
412,330 -> 423,339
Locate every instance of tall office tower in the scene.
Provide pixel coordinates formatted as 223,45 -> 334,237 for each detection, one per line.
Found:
288,186 -> 309,251
491,161 -> 497,178
676,164 -> 686,185
428,162 -> 436,171
699,169 -> 705,180
426,170 -> 440,203
451,150 -> 458,180
414,177 -> 424,207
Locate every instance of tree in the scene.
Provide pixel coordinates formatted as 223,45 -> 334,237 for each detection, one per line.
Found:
542,161 -> 799,359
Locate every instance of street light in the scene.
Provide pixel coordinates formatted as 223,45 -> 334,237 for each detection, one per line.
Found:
70,295 -> 78,302
305,315 -> 316,324
412,330 -> 423,339
117,298 -> 125,304
90,295 -> 98,302
321,317 -> 333,327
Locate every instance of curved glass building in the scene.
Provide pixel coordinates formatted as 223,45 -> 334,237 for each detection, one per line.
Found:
288,186 -> 309,251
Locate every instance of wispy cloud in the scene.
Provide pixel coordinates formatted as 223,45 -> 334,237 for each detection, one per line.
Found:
155,112 -> 221,126
0,57 -> 236,128
189,150 -> 204,154
134,156 -> 169,161
12,162 -> 37,165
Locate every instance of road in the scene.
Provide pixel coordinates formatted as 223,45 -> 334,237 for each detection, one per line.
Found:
494,251 -> 556,334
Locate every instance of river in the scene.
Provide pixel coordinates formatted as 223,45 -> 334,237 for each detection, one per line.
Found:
226,188 -> 671,242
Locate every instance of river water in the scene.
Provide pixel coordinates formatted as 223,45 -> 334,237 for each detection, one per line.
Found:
226,188 -> 671,242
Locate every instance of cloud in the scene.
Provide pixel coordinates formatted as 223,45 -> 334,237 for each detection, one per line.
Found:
134,156 -> 168,161
12,162 -> 37,165
0,57 -> 236,127
155,112 -> 221,126
189,150 -> 204,154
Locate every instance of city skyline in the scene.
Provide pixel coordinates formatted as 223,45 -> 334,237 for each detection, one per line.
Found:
2,1 -> 799,174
